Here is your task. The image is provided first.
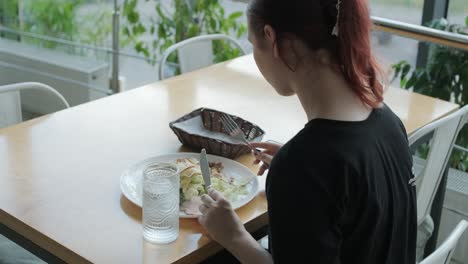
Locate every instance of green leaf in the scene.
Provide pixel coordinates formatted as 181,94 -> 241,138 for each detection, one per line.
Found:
405,74 -> 417,89
123,26 -> 130,36
135,42 -> 150,58
237,24 -> 247,38
142,48 -> 150,58
156,4 -> 169,21
137,23 -> 146,34
401,63 -> 411,79
228,11 -> 243,20
127,11 -> 139,24
129,0 -> 137,11
400,78 -> 407,88
135,41 -> 144,53
132,24 -> 144,35
188,24 -> 201,37
158,24 -> 166,38
150,25 -> 155,35
210,17 -> 217,30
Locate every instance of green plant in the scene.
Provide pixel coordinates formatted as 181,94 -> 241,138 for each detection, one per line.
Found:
392,16 -> 468,170
2,0 -> 112,59
76,6 -> 113,60
21,0 -> 84,49
122,0 -> 247,70
0,0 -> 20,39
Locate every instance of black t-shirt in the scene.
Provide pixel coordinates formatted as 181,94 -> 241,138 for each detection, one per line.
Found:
266,104 -> 416,263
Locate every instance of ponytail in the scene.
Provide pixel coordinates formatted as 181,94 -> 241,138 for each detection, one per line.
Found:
337,0 -> 384,108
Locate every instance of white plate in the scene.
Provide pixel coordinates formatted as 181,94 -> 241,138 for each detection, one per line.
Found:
120,153 -> 259,218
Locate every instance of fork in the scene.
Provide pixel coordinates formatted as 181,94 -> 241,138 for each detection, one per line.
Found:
220,114 -> 258,152
221,114 -> 268,180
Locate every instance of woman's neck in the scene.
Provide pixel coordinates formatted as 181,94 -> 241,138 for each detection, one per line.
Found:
291,66 -> 373,122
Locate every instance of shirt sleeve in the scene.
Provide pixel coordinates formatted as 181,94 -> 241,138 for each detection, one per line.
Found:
267,144 -> 352,264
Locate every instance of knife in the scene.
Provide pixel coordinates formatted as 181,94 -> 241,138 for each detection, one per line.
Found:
199,149 -> 211,189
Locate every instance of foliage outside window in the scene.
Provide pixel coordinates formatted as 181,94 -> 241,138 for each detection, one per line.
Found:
0,0 -> 19,39
1,0 -> 112,60
21,0 -> 82,48
393,16 -> 468,171
122,0 -> 247,72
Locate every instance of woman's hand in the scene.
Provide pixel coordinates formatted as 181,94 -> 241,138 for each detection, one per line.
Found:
251,141 -> 283,175
198,188 -> 247,246
198,188 -> 274,264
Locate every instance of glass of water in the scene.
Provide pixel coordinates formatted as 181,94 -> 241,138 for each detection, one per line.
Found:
142,163 -> 180,244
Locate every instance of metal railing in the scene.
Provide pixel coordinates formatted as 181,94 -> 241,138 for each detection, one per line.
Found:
231,0 -> 468,50
372,16 -> 468,51
111,0 -> 120,93
0,25 -> 157,64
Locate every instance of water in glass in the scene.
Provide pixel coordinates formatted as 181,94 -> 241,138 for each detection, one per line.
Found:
142,163 -> 180,244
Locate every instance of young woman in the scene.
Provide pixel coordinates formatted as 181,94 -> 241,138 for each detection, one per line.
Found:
197,0 -> 417,263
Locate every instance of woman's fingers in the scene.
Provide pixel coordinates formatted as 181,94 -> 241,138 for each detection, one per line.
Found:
258,164 -> 269,176
258,153 -> 273,165
252,149 -> 273,175
251,141 -> 281,167
253,149 -> 275,156
251,141 -> 281,150
199,203 -> 209,214
201,194 -> 215,206
207,188 -> 224,201
253,149 -> 275,164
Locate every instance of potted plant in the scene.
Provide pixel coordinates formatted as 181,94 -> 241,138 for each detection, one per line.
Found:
392,16 -> 468,170
122,0 -> 247,74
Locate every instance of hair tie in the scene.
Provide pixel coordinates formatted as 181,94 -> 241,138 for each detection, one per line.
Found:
331,0 -> 341,36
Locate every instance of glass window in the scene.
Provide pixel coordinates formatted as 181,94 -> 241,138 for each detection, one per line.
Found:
372,34 -> 419,74
0,0 -> 20,39
0,0 -> 113,114
447,0 -> 468,26
369,0 -> 424,24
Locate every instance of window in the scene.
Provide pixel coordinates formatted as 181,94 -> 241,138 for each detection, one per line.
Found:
447,0 -> 468,26
369,0 -> 424,24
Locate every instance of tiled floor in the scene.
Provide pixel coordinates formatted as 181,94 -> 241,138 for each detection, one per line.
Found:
0,235 -> 45,264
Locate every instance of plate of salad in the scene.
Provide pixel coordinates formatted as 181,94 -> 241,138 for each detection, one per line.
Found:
120,152 -> 259,218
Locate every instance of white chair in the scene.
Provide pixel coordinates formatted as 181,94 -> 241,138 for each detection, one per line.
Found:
409,105 -> 468,261
158,34 -> 247,80
419,220 -> 468,264
0,82 -> 69,128
409,106 -> 468,226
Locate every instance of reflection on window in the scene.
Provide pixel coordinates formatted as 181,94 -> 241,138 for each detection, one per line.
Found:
369,0 -> 423,24
372,34 -> 419,75
1,0 -> 112,59
448,0 -> 468,26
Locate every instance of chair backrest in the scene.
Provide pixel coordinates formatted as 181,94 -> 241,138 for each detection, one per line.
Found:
158,34 -> 247,80
0,82 -> 69,128
408,105 -> 468,226
419,220 -> 468,264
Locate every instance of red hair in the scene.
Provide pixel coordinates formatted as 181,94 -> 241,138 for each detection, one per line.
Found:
248,0 -> 384,108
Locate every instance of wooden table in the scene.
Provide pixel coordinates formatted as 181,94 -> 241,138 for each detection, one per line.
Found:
0,55 -> 459,264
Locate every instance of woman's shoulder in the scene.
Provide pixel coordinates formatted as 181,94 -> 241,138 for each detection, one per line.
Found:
274,131 -> 359,198
287,121 -> 360,159
282,128 -> 354,171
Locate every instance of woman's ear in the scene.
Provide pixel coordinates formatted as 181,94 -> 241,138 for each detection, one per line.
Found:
263,25 -> 280,58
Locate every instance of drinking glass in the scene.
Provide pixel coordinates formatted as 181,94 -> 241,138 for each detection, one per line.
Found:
142,163 -> 180,244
